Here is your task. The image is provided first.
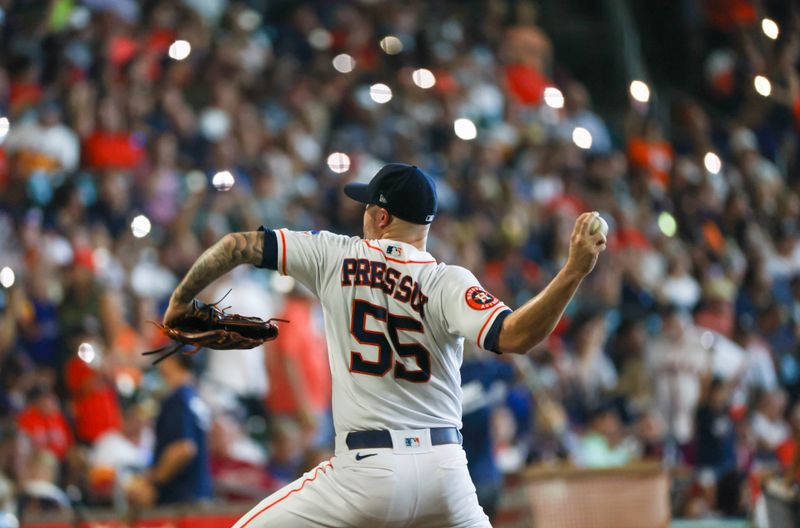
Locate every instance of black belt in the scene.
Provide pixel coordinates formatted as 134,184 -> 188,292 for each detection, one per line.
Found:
345,427 -> 462,450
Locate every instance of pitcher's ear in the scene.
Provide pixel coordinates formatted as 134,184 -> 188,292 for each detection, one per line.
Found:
379,207 -> 393,228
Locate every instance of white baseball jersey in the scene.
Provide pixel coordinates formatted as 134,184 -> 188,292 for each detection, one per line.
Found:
236,228 -> 504,527
259,228 -> 511,434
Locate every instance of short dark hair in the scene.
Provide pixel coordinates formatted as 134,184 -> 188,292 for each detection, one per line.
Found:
588,400 -> 617,421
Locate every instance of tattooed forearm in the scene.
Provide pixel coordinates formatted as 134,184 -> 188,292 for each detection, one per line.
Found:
173,231 -> 264,303
228,231 -> 264,265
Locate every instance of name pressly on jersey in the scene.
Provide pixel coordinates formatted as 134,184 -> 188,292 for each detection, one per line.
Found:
341,258 -> 429,318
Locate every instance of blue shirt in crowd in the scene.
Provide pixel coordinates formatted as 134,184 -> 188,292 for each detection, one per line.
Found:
154,384 -> 212,504
460,359 -> 514,486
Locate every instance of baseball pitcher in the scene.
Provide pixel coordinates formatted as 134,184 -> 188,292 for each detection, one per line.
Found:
163,163 -> 607,527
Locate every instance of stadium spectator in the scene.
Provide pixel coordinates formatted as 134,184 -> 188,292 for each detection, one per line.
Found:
82,96 -> 145,170
4,100 -> 79,178
649,307 -> 710,452
570,404 -> 637,468
201,272 -> 272,421
731,318 -> 778,409
460,350 -> 514,521
208,413 -> 276,502
490,405 -> 527,474
611,318 -> 651,422
265,285 -> 332,449
775,401 -> 800,483
695,377 -> 737,478
264,418 -> 306,489
18,449 -> 71,515
559,311 -> 616,424
127,354 -> 211,506
63,343 -> 123,444
751,390 -> 791,458
657,249 -> 701,311
16,386 -> 72,462
557,81 -> 613,155
89,404 -> 153,501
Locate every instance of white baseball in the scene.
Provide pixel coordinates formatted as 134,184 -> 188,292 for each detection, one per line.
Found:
590,215 -> 609,237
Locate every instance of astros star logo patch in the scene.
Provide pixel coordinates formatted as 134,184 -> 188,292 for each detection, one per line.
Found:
465,286 -> 500,310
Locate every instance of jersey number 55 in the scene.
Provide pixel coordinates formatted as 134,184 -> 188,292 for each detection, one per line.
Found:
349,299 -> 431,383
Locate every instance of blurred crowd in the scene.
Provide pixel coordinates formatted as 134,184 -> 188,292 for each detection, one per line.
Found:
0,0 -> 799,525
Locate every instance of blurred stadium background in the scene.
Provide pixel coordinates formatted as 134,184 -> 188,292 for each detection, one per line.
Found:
0,0 -> 798,526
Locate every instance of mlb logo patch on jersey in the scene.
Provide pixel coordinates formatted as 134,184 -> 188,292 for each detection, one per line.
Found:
302,230 -> 321,235
465,286 -> 500,310
404,436 -> 421,447
386,245 -> 403,256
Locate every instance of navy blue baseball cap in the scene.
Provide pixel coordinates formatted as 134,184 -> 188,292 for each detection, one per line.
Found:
344,163 -> 438,225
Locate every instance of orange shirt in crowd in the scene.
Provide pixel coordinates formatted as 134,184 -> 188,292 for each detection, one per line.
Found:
109,323 -> 147,388
627,137 -> 674,188
65,356 -> 123,443
266,297 -> 331,415
9,81 -> 42,111
776,437 -> 800,482
504,64 -> 550,106
17,404 -> 73,460
83,131 -> 144,169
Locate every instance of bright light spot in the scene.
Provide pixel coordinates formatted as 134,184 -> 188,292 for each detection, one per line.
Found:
327,152 -> 351,174
543,87 -> 564,109
379,35 -> 403,55
453,118 -> 477,140
629,80 -> 651,103
78,342 -> 95,363
168,40 -> 191,61
0,267 -> 14,288
130,215 -> 151,238
332,53 -> 356,73
212,170 -> 235,191
704,152 -> 722,174
754,75 -> 771,97
700,331 -> 714,349
308,28 -> 332,50
186,170 -> 207,193
658,212 -> 677,237
0,117 -> 9,141
572,127 -> 593,150
116,373 -> 135,397
369,83 -> 393,104
412,68 -> 436,89
762,18 -> 779,40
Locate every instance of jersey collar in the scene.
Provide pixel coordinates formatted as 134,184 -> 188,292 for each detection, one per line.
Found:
363,239 -> 437,264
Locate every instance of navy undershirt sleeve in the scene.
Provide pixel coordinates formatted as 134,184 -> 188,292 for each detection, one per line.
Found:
257,226 -> 278,270
483,309 -> 511,354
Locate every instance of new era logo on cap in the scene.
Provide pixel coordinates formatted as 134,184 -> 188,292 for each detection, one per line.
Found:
343,163 -> 438,225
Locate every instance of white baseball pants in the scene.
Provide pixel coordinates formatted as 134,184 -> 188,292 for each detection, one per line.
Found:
232,429 -> 492,527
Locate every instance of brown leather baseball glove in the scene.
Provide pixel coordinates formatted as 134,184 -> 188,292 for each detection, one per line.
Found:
143,294 -> 287,365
